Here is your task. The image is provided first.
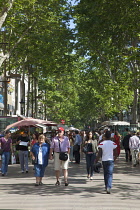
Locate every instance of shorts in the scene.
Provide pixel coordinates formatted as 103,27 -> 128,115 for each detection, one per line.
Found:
34,164 -> 46,177
54,152 -> 69,170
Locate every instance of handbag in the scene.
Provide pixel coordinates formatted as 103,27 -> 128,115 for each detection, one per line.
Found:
58,139 -> 68,161
0,148 -> 3,155
59,152 -> 68,161
11,155 -> 16,164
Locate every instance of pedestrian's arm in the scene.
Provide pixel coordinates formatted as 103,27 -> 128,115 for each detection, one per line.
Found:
113,148 -> 118,161
49,148 -> 53,160
30,151 -> 35,160
10,142 -> 13,154
67,147 -> 70,154
16,137 -> 21,145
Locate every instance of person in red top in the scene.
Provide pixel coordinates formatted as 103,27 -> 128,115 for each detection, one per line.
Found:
114,131 -> 121,157
31,133 -> 39,147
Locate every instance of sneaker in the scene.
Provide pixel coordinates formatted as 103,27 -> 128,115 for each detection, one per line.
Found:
35,183 -> 39,186
26,170 -> 28,173
90,177 -> 93,180
65,182 -> 69,186
21,170 -> 24,173
2,174 -> 4,176
106,188 -> 111,194
55,180 -> 60,186
87,175 -> 90,179
39,182 -> 43,185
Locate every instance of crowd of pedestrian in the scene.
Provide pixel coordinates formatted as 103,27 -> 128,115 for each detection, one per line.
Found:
0,126 -> 140,195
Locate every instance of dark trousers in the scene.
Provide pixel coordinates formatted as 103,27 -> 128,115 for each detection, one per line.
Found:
124,148 -> 132,161
86,153 -> 96,177
74,145 -> 80,163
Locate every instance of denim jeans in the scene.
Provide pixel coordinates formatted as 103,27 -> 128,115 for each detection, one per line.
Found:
102,160 -> 114,189
86,153 -> 96,177
1,151 -> 10,174
34,164 -> 46,177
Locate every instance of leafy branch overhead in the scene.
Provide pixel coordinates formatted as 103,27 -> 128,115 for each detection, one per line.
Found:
0,0 -> 139,127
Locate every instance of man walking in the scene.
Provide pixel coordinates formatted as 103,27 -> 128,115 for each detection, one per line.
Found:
16,131 -> 30,173
122,130 -> 132,162
49,127 -> 70,186
73,130 -> 82,164
96,131 -> 118,194
129,131 -> 140,167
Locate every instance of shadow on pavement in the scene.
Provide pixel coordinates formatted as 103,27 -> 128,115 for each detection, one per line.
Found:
1,150 -> 140,200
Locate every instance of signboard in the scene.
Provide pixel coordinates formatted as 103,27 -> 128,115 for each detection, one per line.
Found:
61,119 -> 65,124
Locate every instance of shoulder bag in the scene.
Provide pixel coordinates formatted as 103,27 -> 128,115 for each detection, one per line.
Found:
82,144 -> 88,154
58,139 -> 68,161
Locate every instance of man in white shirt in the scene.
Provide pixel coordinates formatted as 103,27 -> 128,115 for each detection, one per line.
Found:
96,131 -> 117,194
129,131 -> 140,167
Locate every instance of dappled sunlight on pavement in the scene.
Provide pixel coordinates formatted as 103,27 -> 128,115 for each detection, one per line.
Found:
0,150 -> 140,209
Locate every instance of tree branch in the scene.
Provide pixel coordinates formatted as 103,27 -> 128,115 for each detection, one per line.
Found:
0,0 -> 14,29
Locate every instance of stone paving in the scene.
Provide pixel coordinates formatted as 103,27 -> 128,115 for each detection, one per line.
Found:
0,151 -> 140,210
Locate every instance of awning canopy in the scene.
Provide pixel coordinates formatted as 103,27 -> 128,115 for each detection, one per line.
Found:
101,121 -> 130,126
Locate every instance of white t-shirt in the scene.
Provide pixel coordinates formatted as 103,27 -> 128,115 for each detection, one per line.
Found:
111,133 -> 115,138
38,147 -> 43,165
98,140 -> 117,161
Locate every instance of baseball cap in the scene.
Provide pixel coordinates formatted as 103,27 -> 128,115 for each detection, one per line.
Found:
58,127 -> 64,131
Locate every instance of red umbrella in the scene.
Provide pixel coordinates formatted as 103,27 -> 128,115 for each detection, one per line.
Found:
4,118 -> 57,131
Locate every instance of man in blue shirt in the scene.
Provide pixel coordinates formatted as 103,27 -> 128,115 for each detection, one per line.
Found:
73,130 -> 82,164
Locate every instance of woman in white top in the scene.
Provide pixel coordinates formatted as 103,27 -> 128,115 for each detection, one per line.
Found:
31,134 -> 50,186
96,131 -> 117,194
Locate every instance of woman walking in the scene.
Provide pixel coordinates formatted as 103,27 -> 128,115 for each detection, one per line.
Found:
0,130 -> 13,176
114,131 -> 121,157
31,134 -> 50,186
83,131 -> 98,180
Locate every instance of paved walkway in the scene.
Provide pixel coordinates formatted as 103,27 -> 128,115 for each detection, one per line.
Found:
0,151 -> 140,210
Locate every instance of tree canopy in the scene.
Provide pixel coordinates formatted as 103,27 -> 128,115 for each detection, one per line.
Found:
0,0 -> 140,128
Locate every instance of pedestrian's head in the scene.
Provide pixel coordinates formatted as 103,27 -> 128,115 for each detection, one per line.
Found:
57,127 -> 64,137
132,131 -> 136,135
115,131 -> 119,136
104,130 -> 111,139
32,133 -> 39,140
137,132 -> 140,136
75,130 -> 79,134
38,134 -> 45,144
22,130 -> 28,136
5,130 -> 11,138
87,131 -> 93,139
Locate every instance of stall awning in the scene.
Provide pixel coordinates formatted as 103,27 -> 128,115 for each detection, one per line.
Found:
35,124 -> 47,133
